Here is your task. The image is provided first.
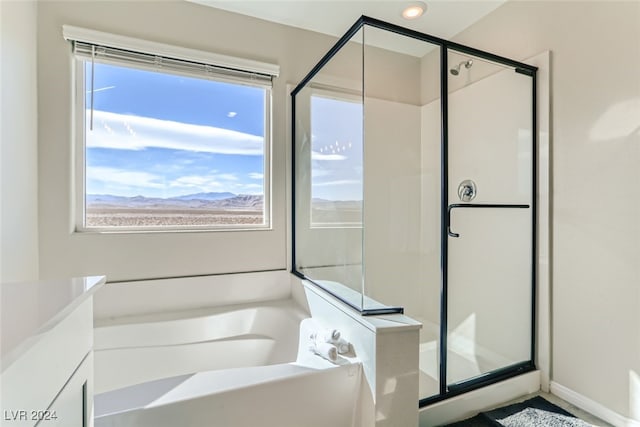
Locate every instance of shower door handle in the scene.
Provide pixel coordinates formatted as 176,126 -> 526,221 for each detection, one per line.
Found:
447,203 -> 530,238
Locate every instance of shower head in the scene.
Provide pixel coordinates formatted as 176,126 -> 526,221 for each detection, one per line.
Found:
450,59 -> 473,76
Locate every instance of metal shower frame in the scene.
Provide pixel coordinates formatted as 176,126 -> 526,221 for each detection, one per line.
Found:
290,15 -> 538,406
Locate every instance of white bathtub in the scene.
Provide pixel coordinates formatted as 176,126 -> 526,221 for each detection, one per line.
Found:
93,297 -> 364,427
94,298 -> 308,393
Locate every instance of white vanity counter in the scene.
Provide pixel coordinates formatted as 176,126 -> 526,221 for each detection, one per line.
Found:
1,276 -> 105,427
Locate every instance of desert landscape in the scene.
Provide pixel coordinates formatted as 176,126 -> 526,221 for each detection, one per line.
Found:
310,199 -> 363,225
86,193 -> 264,227
85,193 -> 364,228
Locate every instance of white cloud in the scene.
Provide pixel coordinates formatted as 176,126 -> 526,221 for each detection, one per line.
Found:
242,183 -> 263,189
312,179 -> 362,187
248,172 -> 263,180
87,110 -> 264,155
217,173 -> 239,181
311,151 -> 346,161
169,175 -> 223,189
168,173 -> 251,194
311,169 -> 331,178
86,164 -> 261,197
87,166 -> 163,189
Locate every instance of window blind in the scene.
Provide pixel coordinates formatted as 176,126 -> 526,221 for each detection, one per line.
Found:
63,25 -> 278,87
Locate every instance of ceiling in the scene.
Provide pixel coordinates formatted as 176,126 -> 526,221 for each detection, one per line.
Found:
188,1 -> 507,57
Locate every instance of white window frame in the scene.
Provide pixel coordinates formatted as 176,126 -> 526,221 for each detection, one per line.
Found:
65,26 -> 278,233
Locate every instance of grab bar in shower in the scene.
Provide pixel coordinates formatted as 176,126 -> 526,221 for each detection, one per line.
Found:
447,203 -> 530,238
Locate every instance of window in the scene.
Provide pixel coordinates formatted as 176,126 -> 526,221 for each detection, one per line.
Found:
66,27 -> 277,232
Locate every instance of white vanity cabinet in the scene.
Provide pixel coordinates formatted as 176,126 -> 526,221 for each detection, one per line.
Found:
1,276 -> 105,427
46,352 -> 93,427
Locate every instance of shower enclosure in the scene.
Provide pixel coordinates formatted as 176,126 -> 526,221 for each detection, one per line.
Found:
291,16 -> 537,404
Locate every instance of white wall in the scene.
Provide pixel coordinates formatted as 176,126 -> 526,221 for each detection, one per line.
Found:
419,101 -> 442,330
363,97 -> 425,314
36,1 -> 345,281
0,1 -> 39,282
453,1 -> 640,422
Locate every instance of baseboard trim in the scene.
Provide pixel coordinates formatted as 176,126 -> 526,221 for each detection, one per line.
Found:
550,382 -> 640,427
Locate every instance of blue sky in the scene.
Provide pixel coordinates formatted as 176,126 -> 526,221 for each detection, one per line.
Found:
86,62 -> 364,201
85,62 -> 265,198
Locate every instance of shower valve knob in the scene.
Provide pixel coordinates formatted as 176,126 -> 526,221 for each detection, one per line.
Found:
458,180 -> 477,202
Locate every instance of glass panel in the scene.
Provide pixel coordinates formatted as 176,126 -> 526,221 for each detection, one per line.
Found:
294,27 -> 365,310
361,24 -> 442,399
446,50 -> 533,385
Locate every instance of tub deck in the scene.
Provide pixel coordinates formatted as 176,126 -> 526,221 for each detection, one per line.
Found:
95,362 -> 362,427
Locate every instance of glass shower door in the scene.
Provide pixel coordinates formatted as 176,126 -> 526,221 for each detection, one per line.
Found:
445,50 -> 534,388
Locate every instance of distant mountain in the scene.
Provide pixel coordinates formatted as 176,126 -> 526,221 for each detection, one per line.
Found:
215,194 -> 263,208
87,194 -> 169,205
86,193 -> 263,210
87,194 -> 131,203
172,192 -> 236,201
311,198 -> 331,203
311,198 -> 362,205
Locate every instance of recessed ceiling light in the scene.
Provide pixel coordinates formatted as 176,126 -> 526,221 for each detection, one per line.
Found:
402,2 -> 427,20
